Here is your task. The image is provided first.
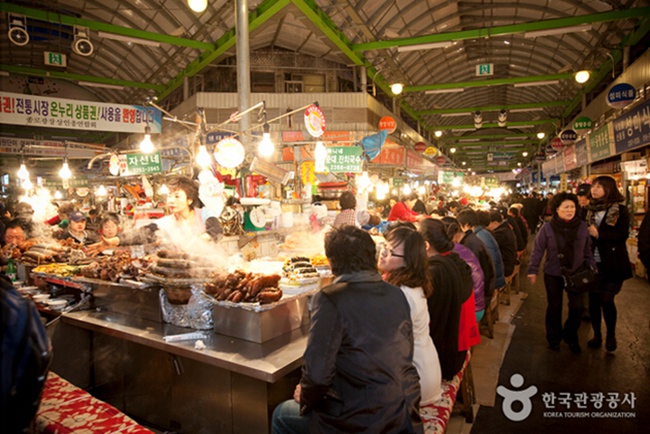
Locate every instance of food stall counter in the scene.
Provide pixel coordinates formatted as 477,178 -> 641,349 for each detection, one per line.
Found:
59,309 -> 309,382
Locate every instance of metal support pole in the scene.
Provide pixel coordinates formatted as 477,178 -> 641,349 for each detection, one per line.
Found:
360,66 -> 367,93
183,76 -> 189,101
236,0 -> 251,151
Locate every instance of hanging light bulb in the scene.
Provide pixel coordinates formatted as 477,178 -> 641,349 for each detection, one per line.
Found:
390,83 -> 404,95
21,178 -> 33,190
434,130 -> 443,138
357,171 -> 370,190
537,132 -> 546,139
96,185 -> 107,196
59,158 -> 72,180
258,125 -> 274,157
187,0 -> 207,13
418,185 -> 426,195
17,162 -> 29,180
402,184 -> 412,195
450,147 -> 456,153
159,184 -> 170,195
522,151 -> 529,157
575,70 -> 590,84
54,190 -> 63,199
140,125 -> 154,154
196,145 -> 211,168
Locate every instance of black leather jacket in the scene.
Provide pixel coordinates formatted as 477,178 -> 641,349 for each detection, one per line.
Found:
300,270 -> 424,433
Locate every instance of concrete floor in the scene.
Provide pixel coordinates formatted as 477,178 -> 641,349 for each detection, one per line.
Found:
447,262 -> 650,434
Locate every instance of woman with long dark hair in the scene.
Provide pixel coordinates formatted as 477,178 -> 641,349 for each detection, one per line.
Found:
527,192 -> 595,353
379,225 -> 442,405
586,176 -> 633,351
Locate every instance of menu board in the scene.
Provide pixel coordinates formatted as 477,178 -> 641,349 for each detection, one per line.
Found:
325,146 -> 363,173
125,152 -> 162,175
574,139 -> 588,167
613,98 -> 650,154
563,145 -> 578,171
589,124 -> 614,162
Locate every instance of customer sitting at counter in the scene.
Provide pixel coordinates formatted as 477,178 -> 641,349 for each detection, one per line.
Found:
388,193 -> 427,223
90,177 -> 222,250
53,211 -> 99,245
272,225 -> 423,434
3,220 -> 27,246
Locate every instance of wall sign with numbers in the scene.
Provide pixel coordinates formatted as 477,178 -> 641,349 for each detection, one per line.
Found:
325,146 -> 363,173
125,152 -> 162,175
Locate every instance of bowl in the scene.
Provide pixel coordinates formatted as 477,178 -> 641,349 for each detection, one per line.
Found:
46,299 -> 67,310
19,286 -> 40,296
32,294 -> 51,302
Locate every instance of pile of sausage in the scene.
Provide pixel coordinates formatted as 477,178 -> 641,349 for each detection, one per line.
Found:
204,270 -> 282,304
149,249 -> 211,279
78,252 -> 153,281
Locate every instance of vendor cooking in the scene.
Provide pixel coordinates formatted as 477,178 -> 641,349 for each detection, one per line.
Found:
54,211 -> 100,245
89,177 -> 222,251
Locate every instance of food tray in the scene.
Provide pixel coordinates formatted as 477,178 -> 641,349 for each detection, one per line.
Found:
208,288 -> 318,343
73,276 -> 153,290
202,286 -> 318,312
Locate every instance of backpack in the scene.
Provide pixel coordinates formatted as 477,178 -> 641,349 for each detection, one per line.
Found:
1,276 -> 51,433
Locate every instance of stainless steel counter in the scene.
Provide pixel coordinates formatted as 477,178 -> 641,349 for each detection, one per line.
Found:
61,309 -> 309,382
51,309 -> 309,433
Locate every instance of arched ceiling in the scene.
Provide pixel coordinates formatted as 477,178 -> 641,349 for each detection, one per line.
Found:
1,0 -> 649,173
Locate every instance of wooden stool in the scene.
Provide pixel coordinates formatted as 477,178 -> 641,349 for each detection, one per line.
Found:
480,290 -> 500,339
500,275 -> 512,306
511,263 -> 521,294
453,353 -> 476,423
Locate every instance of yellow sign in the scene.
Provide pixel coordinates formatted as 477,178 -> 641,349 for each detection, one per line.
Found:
301,161 -> 316,185
424,146 -> 437,157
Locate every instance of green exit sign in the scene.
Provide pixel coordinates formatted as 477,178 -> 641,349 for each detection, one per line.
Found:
476,63 -> 493,76
44,51 -> 67,67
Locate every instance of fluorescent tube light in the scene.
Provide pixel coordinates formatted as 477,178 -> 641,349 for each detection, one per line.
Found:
509,107 -> 545,113
97,31 -> 161,47
524,24 -> 592,39
78,81 -> 125,90
505,136 -> 528,140
425,88 -> 465,94
503,144 -> 524,148
458,138 -> 480,142
440,112 -> 469,117
514,80 -> 560,88
0,71 -> 9,76
397,41 -> 453,52
507,125 -> 535,129
452,128 -> 476,132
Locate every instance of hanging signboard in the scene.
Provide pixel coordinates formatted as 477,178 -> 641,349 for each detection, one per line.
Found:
125,152 -> 162,175
214,137 -> 245,168
109,154 -> 120,176
250,157 -> 290,184
372,146 -> 405,165
206,131 -> 233,144
588,123 -> 614,162
378,116 -> 397,134
325,146 -> 363,173
424,146 -> 437,157
414,142 -> 426,152
281,130 -> 363,143
393,178 -> 405,187
560,129 -> 577,145
301,161 -> 316,185
573,116 -> 593,132
0,137 -> 105,158
0,91 -> 162,133
43,177 -> 89,188
551,137 -> 564,150
612,98 -> 650,154
607,83 -> 636,109
304,104 -> 326,137
438,171 -> 464,184
620,159 -> 648,179
405,150 -> 423,171
562,145 -> 577,171
574,139 -> 588,167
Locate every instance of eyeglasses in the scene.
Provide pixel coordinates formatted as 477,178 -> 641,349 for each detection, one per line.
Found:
380,244 -> 405,258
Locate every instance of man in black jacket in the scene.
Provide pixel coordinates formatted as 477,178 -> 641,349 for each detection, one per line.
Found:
272,226 -> 423,434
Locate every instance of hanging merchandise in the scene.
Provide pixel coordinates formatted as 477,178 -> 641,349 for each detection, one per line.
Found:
359,130 -> 388,161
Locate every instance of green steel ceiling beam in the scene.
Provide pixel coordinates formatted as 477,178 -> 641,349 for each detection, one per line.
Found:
353,9 -> 650,51
0,65 -> 164,91
446,133 -> 539,140
0,3 -> 214,50
157,0 -> 290,100
405,73 -> 574,93
562,16 -> 650,119
452,140 -> 540,146
435,119 -> 559,130
417,101 -> 569,116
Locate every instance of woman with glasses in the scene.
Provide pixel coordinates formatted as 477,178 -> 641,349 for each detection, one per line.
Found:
378,225 -> 442,405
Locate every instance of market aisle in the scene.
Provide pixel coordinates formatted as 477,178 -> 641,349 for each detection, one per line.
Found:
468,261 -> 650,433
